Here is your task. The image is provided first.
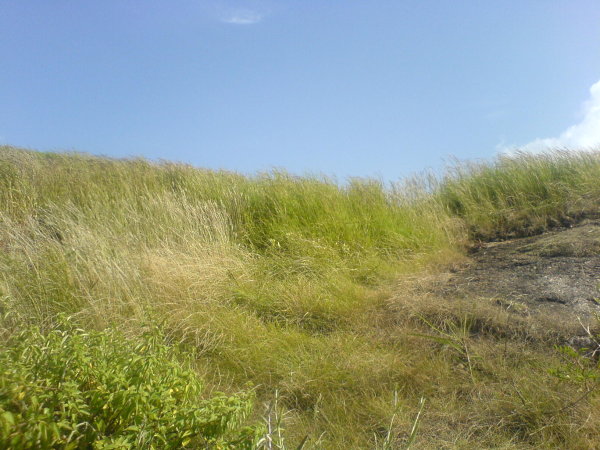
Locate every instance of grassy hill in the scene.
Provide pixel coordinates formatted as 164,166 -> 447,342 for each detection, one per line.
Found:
1,146 -> 600,448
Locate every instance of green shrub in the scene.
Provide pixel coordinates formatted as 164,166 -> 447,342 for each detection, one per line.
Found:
0,318 -> 262,449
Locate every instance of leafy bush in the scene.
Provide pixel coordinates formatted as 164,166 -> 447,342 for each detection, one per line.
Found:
0,319 -> 262,449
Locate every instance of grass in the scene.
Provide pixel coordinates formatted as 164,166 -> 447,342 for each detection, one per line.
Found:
1,145 -> 600,448
438,150 -> 600,239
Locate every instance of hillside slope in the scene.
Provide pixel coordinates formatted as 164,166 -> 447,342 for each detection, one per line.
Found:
1,146 -> 600,448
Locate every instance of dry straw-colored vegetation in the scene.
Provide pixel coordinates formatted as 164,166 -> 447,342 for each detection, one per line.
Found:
1,146 -> 600,448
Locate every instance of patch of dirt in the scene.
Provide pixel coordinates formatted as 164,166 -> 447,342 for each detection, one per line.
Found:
441,219 -> 600,327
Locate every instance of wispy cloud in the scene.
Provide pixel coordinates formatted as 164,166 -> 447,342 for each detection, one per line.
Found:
221,9 -> 263,25
516,79 -> 600,152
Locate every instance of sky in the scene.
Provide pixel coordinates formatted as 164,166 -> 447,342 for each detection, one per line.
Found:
1,1 -> 600,181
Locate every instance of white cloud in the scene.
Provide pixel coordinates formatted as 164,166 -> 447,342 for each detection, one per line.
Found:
518,79 -> 600,152
221,9 -> 263,25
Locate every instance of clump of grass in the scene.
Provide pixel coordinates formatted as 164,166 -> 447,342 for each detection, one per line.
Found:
438,149 -> 600,239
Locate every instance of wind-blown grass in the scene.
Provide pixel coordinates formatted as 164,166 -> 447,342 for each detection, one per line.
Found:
438,150 -> 600,239
1,146 -> 600,448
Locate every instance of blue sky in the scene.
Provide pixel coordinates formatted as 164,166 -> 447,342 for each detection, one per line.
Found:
1,1 -> 600,180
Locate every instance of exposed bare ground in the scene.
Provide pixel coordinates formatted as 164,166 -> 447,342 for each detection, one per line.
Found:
390,219 -> 600,345
454,219 -> 600,317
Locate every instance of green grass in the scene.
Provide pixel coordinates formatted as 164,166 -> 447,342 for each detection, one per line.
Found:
1,146 -> 600,448
438,150 -> 600,239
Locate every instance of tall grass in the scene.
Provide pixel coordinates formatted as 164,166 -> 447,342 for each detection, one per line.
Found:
438,149 -> 600,239
2,146 -> 600,447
